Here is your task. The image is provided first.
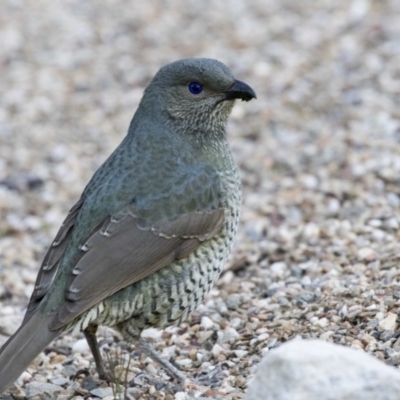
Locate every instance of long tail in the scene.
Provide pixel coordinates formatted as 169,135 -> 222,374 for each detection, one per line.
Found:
0,312 -> 59,394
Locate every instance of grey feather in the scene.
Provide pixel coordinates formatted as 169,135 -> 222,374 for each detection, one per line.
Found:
50,203 -> 223,330
24,198 -> 84,321
0,313 -> 58,394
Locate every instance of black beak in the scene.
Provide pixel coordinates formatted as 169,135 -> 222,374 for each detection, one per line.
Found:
224,79 -> 257,102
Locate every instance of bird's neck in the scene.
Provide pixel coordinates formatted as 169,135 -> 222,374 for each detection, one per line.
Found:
128,102 -> 230,144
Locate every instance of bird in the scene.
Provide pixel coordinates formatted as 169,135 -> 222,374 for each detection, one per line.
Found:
0,58 -> 256,394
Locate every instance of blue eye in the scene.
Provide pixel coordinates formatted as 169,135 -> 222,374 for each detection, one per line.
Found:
188,82 -> 203,95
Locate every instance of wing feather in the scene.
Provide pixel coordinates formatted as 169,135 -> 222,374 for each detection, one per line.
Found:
24,198 -> 84,321
49,205 -> 224,330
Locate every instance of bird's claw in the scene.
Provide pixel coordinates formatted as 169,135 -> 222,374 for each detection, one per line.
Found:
133,372 -> 167,390
72,368 -> 90,380
97,369 -> 115,382
193,363 -> 228,387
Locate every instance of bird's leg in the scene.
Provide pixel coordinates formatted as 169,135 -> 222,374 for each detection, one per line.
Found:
83,325 -> 109,381
135,338 -> 188,384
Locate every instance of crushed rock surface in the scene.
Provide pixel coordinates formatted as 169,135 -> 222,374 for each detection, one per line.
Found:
1,0 -> 400,399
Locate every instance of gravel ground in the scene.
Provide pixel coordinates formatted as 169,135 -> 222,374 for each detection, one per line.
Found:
1,0 -> 400,399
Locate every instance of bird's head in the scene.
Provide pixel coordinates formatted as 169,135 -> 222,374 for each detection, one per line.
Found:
140,58 -> 256,136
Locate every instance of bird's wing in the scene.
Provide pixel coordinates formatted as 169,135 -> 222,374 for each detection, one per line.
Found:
50,205 -> 224,330
24,198 -> 84,322
49,169 -> 225,331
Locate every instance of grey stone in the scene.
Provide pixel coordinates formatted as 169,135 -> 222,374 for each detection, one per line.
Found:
226,293 -> 242,310
50,377 -> 70,386
90,387 -> 114,398
25,382 -> 63,399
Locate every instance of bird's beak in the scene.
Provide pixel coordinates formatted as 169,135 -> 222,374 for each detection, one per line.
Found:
224,79 -> 257,102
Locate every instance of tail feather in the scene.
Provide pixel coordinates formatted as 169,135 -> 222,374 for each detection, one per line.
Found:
0,312 -> 59,395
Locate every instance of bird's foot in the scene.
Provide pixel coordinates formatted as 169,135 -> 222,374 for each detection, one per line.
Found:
97,368 -> 115,383
135,338 -> 188,383
193,363 -> 228,387
73,368 -> 91,380
133,372 -> 168,391
134,339 -> 228,389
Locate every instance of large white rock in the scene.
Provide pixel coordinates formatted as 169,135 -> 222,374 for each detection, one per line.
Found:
246,339 -> 400,400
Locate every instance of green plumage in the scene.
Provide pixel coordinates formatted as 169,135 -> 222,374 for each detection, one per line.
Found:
0,58 -> 256,393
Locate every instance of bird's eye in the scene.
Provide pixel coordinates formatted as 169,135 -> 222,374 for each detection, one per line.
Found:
188,82 -> 203,95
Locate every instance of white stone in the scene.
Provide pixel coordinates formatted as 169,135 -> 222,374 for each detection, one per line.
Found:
211,343 -> 224,358
71,338 -> 89,353
357,247 -> 378,262
257,333 -> 269,342
319,330 -> 334,341
303,222 -> 320,239
174,392 -> 187,400
176,358 -> 192,367
376,311 -> 385,320
301,174 -> 319,189
231,317 -> 244,329
312,317 -> 328,328
16,371 -> 32,386
270,262 -> 287,277
234,350 -> 248,358
200,316 -> 214,330
0,316 -> 23,336
217,327 -> 239,344
246,339 -> 400,400
379,313 -> 397,331
141,327 -> 163,339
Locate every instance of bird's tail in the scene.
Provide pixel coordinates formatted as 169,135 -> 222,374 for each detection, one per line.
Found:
0,312 -> 59,395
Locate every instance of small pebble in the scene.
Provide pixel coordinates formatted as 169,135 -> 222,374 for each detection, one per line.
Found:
90,387 -> 114,398
380,330 -> 395,342
357,248 -> 378,262
200,316 -> 214,330
234,350 -> 248,358
313,318 -> 328,328
71,339 -> 89,353
379,313 -> 397,331
212,344 -> 224,358
25,382 -> 63,398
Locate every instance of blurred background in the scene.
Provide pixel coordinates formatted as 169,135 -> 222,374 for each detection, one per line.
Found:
1,0 -> 400,396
